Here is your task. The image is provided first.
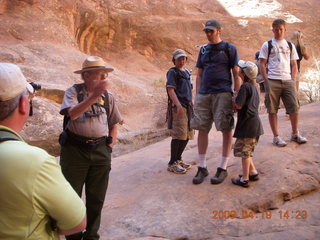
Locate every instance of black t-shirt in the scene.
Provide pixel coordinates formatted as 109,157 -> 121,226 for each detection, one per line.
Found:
166,67 -> 193,107
233,82 -> 264,138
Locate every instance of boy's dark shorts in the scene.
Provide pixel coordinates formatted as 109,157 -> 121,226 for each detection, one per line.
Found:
234,137 -> 259,158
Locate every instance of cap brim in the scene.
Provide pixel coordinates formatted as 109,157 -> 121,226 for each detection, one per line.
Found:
237,60 -> 247,69
26,83 -> 34,94
174,54 -> 187,60
74,67 -> 114,74
203,26 -> 216,31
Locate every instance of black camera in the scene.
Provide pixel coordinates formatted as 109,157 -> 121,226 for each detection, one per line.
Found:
28,82 -> 41,116
30,82 -> 41,91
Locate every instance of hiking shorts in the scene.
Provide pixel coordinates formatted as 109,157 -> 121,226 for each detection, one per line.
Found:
264,79 -> 299,114
234,137 -> 259,158
171,106 -> 194,140
190,92 -> 234,132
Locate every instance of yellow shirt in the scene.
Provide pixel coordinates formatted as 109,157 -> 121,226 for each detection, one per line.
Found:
0,126 -> 86,239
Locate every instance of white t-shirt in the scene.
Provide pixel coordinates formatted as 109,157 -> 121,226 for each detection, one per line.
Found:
259,38 -> 298,80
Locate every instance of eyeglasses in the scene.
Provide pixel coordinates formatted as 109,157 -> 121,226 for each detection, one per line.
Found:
88,71 -> 108,78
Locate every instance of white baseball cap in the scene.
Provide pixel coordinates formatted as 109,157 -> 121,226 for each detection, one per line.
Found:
238,60 -> 258,80
0,63 -> 34,101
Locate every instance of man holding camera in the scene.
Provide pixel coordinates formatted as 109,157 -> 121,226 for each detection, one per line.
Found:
59,56 -> 122,240
0,62 -> 86,239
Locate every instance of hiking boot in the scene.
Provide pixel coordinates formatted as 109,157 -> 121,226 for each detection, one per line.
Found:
210,167 -> 228,184
177,160 -> 191,170
273,136 -> 287,147
231,177 -> 249,188
239,173 -> 259,181
167,163 -> 187,174
291,132 -> 307,144
192,167 -> 209,184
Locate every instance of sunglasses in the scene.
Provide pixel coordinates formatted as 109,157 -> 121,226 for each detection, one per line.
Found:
204,29 -> 214,33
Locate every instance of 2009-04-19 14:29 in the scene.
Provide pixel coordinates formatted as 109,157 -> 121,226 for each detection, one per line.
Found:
211,210 -> 308,220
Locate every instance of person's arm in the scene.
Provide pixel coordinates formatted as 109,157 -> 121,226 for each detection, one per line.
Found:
68,80 -> 108,120
260,58 -> 268,83
232,65 -> 241,93
167,87 -> 184,117
290,59 -> 299,90
234,103 -> 242,110
303,52 -> 310,60
57,217 -> 86,235
108,124 -> 118,148
195,68 -> 203,94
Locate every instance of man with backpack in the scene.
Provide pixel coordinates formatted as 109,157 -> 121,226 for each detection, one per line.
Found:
191,19 -> 241,185
0,63 -> 86,239
59,56 -> 123,240
259,19 -> 307,147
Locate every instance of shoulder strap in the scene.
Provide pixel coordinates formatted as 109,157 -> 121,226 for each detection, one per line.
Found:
267,40 -> 273,64
287,41 -> 292,58
0,130 -> 20,142
103,90 -> 110,119
73,83 -> 85,103
224,42 -> 231,69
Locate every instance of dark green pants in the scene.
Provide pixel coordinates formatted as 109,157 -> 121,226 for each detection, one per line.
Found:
60,142 -> 112,240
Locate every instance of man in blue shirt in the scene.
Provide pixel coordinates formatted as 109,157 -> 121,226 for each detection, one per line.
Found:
191,19 -> 241,185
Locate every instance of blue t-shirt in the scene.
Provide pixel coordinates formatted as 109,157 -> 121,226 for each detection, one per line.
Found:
196,41 -> 238,94
166,67 -> 193,107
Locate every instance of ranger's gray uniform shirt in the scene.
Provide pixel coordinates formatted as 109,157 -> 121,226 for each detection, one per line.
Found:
60,86 -> 123,138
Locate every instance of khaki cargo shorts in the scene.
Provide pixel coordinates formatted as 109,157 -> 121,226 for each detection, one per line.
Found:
264,79 -> 299,114
234,137 -> 259,158
171,107 -> 194,140
190,92 -> 234,132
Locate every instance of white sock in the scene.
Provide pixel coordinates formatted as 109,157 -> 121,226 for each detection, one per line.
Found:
219,156 -> 229,170
240,176 -> 248,182
198,154 -> 207,168
250,170 -> 258,175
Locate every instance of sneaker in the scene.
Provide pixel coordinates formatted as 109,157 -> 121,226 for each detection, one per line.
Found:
192,167 -> 209,184
291,132 -> 307,144
210,167 -> 228,184
239,173 -> 259,181
231,177 -> 249,188
177,160 -> 191,170
273,136 -> 287,147
167,163 -> 187,174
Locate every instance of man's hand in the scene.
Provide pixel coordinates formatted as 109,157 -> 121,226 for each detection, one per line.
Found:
92,80 -> 108,98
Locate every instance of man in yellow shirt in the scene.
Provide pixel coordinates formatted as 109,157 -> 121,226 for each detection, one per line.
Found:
0,62 -> 86,239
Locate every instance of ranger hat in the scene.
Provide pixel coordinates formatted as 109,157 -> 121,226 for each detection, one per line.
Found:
0,63 -> 34,101
74,56 -> 114,74
203,19 -> 221,31
172,49 -> 187,60
238,60 -> 258,80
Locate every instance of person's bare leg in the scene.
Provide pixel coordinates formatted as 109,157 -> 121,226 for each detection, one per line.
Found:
218,130 -> 232,169
198,130 -> 209,154
269,113 -> 279,137
242,157 -> 251,180
289,113 -> 299,134
197,130 -> 209,168
249,159 -> 257,174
